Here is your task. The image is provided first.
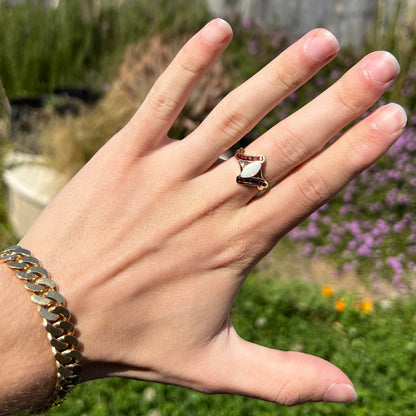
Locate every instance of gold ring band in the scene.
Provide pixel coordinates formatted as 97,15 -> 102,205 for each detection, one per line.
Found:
235,148 -> 269,191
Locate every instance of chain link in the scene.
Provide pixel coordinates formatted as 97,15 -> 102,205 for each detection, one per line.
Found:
0,245 -> 82,412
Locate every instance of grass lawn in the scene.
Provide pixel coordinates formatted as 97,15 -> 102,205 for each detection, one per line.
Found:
43,268 -> 416,416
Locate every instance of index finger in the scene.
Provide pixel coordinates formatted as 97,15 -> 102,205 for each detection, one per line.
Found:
122,19 -> 233,155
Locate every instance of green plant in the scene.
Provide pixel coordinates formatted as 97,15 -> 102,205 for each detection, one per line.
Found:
0,80 -> 17,247
367,0 -> 416,110
0,0 -> 208,98
40,34 -> 230,180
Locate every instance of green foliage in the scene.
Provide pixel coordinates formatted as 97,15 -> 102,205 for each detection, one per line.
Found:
0,141 -> 16,248
222,19 -> 289,85
367,0 -> 416,110
0,0 -> 208,98
44,277 -> 416,416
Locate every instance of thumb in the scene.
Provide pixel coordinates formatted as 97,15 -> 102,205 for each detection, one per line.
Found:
211,332 -> 357,405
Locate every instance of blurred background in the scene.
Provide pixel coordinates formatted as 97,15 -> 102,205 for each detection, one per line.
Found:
1,1 -> 416,415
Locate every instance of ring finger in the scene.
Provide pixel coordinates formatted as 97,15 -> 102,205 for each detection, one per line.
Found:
211,49 -> 400,204
246,50 -> 400,181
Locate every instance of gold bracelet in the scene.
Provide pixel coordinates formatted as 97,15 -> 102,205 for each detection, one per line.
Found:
0,245 -> 82,411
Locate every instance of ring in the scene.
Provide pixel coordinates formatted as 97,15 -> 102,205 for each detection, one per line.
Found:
235,148 -> 269,191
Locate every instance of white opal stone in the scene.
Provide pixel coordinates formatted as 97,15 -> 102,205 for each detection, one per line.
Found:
240,161 -> 262,178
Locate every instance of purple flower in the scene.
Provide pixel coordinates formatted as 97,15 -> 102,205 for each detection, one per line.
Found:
348,240 -> 358,250
392,273 -> 402,285
320,203 -> 329,212
370,272 -> 378,281
248,39 -> 259,55
343,261 -> 358,272
303,242 -> 314,256
357,244 -> 372,257
328,233 -> 342,245
241,17 -> 251,29
386,256 -> 403,275
385,189 -> 399,206
310,212 -> 320,221
376,260 -> 384,269
397,194 -> 410,205
342,250 -> 352,258
270,30 -> 287,48
396,283 -> 407,293
314,76 -> 325,88
307,222 -> 320,237
288,92 -> 297,105
393,221 -> 406,233
408,234 -> 416,243
330,68 -> 341,79
339,205 -> 351,215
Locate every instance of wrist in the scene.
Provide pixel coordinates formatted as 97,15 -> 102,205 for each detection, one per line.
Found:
0,264 -> 56,415
0,245 -> 83,414
18,233 -> 113,381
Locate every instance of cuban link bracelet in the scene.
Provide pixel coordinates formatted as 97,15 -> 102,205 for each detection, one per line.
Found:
0,245 -> 82,411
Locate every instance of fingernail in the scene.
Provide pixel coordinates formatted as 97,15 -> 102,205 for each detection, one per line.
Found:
203,18 -> 232,45
374,103 -> 407,134
324,384 -> 358,403
365,51 -> 400,85
305,29 -> 339,62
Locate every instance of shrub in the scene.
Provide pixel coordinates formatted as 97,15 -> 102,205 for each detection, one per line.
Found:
0,0 -> 208,98
40,34 -> 231,180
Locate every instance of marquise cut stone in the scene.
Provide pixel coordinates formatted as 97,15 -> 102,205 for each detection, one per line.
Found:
240,161 -> 262,178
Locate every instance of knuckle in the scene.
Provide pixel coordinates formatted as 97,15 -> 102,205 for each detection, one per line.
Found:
334,69 -> 372,115
334,84 -> 360,114
271,67 -> 301,93
146,89 -> 180,120
215,102 -> 252,139
272,381 -> 302,406
175,49 -> 205,78
272,125 -> 310,167
214,238 -> 250,269
346,124 -> 380,171
295,166 -> 331,207
209,217 -> 254,270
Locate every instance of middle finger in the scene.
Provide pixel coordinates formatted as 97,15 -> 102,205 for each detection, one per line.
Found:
181,28 -> 340,175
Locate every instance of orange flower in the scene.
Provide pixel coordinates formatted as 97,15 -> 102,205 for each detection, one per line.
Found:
322,285 -> 334,298
361,298 -> 373,314
335,298 -> 346,312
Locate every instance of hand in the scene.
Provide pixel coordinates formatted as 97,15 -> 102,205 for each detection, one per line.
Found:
19,19 -> 405,406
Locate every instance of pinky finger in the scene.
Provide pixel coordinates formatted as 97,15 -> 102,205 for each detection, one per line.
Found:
246,103 -> 407,237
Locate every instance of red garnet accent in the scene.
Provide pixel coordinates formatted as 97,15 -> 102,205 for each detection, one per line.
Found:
236,151 -> 262,162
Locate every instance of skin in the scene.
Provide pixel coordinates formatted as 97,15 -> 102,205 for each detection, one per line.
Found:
0,19 -> 406,414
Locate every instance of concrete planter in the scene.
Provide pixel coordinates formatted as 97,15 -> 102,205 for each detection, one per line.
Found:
3,153 -> 67,237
